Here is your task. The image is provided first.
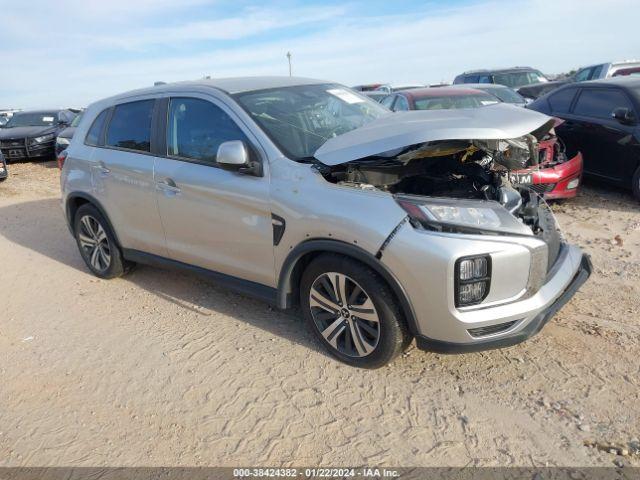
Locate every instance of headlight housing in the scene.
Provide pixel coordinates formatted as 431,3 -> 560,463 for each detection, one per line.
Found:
31,133 -> 55,144
396,196 -> 532,235
455,255 -> 491,307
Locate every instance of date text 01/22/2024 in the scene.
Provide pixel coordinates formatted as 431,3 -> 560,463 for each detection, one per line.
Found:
232,468 -> 400,478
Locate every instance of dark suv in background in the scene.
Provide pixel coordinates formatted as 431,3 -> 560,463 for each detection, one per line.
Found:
0,109 -> 76,161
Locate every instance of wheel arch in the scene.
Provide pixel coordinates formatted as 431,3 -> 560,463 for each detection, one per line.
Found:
277,239 -> 420,336
66,193 -> 122,247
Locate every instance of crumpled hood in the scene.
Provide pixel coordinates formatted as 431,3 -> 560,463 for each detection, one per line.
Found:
314,103 -> 555,166
0,126 -> 57,140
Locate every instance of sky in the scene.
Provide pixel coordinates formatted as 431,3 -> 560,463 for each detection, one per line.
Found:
1,0 -> 639,109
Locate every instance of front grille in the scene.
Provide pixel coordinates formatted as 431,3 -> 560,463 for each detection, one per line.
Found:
0,147 -> 26,159
468,320 -> 518,338
0,139 -> 25,148
529,183 -> 556,194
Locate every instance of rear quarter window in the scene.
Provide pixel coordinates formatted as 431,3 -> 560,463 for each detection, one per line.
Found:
85,110 -> 109,146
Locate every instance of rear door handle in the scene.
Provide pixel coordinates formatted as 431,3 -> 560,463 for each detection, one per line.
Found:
156,178 -> 181,195
92,162 -> 110,175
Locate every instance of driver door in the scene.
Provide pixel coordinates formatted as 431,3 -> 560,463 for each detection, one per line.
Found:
153,96 -> 275,288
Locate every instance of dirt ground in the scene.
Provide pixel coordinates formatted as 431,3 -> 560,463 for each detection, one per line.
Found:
0,161 -> 638,467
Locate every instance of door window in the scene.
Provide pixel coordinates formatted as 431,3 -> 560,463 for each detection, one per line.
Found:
478,75 -> 492,84
167,98 -> 249,164
548,88 -> 577,114
573,88 -> 634,119
106,100 -> 154,152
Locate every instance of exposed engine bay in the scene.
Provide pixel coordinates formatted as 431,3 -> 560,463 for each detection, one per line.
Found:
319,130 -> 560,243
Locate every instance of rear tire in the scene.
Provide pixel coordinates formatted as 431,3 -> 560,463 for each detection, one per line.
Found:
632,166 -> 640,201
73,204 -> 131,279
300,254 -> 411,368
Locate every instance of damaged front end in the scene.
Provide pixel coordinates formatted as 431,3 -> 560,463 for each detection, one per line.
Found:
314,106 -> 563,266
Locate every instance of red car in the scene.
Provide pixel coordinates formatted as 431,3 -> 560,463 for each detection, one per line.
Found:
510,124 -> 583,199
383,87 -> 583,199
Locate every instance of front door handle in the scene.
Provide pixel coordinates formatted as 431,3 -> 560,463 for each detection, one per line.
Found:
156,178 -> 181,195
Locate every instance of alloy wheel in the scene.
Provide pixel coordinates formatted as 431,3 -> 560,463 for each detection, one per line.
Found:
308,272 -> 380,357
78,215 -> 111,272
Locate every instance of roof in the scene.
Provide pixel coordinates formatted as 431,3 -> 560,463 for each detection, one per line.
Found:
11,109 -> 67,114
460,66 -> 540,75
103,76 -> 330,104
398,87 -> 490,99
454,83 -> 513,90
581,77 -> 640,88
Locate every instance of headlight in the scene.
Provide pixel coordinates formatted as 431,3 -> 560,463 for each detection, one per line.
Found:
396,196 -> 531,235
455,255 -> 491,307
56,137 -> 71,146
31,133 -> 55,144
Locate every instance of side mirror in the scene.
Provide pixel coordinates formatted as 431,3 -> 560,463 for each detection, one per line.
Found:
216,140 -> 262,176
611,107 -> 636,125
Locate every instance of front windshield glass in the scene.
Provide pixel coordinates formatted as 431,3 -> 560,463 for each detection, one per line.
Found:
413,94 -> 499,110
5,112 -> 58,127
493,71 -> 548,88
481,87 -> 524,104
234,84 -> 389,160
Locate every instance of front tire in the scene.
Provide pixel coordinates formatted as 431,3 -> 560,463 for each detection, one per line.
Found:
73,204 -> 130,279
300,254 -> 411,368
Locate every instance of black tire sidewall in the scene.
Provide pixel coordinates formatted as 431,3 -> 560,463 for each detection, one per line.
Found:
73,204 -> 125,279
300,254 -> 408,368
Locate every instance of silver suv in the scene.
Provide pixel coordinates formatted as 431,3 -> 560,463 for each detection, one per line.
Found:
61,77 -> 591,368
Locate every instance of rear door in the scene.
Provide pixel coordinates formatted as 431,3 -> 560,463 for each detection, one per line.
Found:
91,99 -> 167,255
568,87 -> 638,182
153,95 -> 275,287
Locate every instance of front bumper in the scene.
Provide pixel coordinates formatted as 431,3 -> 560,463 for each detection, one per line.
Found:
380,222 -> 590,350
0,140 -> 55,160
415,253 -> 592,352
521,153 -> 583,200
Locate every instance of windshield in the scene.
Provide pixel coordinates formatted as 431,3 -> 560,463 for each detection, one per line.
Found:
493,71 -> 548,88
5,112 -> 58,127
413,93 -> 499,110
479,87 -> 524,104
234,84 -> 389,160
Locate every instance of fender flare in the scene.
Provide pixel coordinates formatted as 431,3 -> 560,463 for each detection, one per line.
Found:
277,239 -> 420,336
65,192 -> 122,247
